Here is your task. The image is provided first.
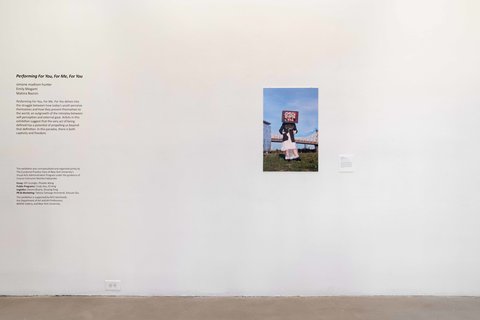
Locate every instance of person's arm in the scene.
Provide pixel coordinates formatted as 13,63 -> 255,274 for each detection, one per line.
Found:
279,124 -> 285,134
293,124 -> 298,134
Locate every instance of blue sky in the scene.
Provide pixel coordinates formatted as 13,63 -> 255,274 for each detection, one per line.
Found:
264,88 -> 318,138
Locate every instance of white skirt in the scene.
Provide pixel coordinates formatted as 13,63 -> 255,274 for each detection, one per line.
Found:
281,136 -> 297,151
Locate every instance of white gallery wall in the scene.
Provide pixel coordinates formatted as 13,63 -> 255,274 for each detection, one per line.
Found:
1,0 -> 480,296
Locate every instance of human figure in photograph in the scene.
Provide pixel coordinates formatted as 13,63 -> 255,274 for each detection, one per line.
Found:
279,122 -> 300,161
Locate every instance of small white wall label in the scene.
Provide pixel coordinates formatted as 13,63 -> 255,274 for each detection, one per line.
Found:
339,154 -> 354,172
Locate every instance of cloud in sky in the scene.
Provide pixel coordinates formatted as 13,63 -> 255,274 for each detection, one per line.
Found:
263,88 -> 318,137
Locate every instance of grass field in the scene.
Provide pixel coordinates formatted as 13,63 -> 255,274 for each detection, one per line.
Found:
263,151 -> 318,172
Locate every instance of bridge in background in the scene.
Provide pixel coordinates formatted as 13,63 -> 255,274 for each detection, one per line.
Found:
271,131 -> 318,148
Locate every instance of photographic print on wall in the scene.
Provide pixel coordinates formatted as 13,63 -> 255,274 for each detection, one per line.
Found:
263,88 -> 318,172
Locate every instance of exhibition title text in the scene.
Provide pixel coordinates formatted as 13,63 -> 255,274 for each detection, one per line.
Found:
16,74 -> 84,79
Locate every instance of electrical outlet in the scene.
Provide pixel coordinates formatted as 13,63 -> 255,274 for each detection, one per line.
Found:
105,280 -> 121,291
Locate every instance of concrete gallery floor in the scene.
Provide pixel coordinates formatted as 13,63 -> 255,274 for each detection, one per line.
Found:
0,296 -> 479,320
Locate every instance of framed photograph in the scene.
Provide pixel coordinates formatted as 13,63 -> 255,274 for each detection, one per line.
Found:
263,88 -> 318,172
